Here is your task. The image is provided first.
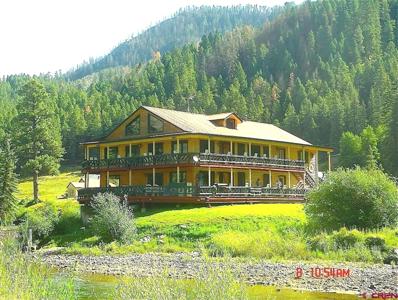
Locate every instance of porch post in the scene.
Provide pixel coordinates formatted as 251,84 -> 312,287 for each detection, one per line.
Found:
208,166 -> 211,186
176,138 -> 180,154
177,166 -> 180,183
84,172 -> 88,188
208,137 -> 211,153
106,171 -> 110,186
230,168 -> 233,186
153,141 -> 156,155
249,169 -> 252,187
129,169 -> 132,185
269,170 -> 272,187
230,141 -> 233,154
328,152 -> 331,172
129,144 -> 132,157
249,142 -> 252,156
268,145 -> 272,158
287,146 -> 291,160
315,150 -> 319,184
106,146 -> 110,159
152,168 -> 156,186
303,171 -> 306,187
288,171 -> 291,188
86,147 -> 89,160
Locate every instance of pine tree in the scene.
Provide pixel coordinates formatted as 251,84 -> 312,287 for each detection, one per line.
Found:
0,139 -> 18,225
14,79 -> 64,202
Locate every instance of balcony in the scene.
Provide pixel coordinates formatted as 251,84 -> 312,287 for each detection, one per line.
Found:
77,183 -> 307,203
82,153 -> 305,171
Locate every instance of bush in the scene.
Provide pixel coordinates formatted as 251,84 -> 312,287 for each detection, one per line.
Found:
90,193 -> 136,244
364,236 -> 387,251
305,168 -> 398,231
330,228 -> 363,249
23,201 -> 60,240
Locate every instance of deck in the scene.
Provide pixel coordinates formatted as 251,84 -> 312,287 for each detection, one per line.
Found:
77,184 -> 307,204
82,152 -> 305,171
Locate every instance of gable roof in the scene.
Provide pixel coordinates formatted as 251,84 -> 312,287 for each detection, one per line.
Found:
142,106 -> 311,146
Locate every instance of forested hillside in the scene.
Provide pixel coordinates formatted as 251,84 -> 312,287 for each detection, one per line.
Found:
1,0 -> 398,176
67,5 -> 282,80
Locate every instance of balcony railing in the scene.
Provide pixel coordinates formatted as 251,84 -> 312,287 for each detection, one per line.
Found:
82,153 -> 304,170
77,183 -> 307,201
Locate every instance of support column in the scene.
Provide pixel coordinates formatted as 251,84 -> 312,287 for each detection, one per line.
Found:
269,170 -> 272,187
86,147 -> 89,160
230,168 -> 233,186
230,141 -> 233,155
249,142 -> 252,156
106,171 -> 110,187
208,166 -> 211,186
176,138 -> 180,154
177,166 -> 180,183
84,172 -> 89,188
152,168 -> 156,186
208,138 -> 211,153
328,152 -> 331,172
129,144 -> 132,157
106,146 -> 110,159
269,145 -> 272,158
153,141 -> 156,155
315,151 -> 319,184
288,171 -> 291,188
129,169 -> 132,185
249,169 -> 252,187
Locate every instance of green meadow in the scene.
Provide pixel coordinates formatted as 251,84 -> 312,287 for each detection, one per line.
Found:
17,171 -> 398,263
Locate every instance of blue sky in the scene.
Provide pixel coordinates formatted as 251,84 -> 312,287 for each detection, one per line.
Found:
0,0 -> 302,76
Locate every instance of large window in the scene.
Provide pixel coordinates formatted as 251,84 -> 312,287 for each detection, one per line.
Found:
237,172 -> 245,186
237,143 -> 246,155
263,146 -> 270,158
148,143 -> 163,155
198,171 -> 215,186
172,140 -> 188,153
125,144 -> 140,157
277,148 -> 286,159
169,171 -> 187,183
104,147 -> 118,159
148,114 -> 163,133
200,140 -> 214,153
125,116 -> 140,136
251,145 -> 261,156
88,147 -> 99,160
147,173 -> 163,186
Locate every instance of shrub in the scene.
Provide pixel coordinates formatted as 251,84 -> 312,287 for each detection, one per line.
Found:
305,168 -> 398,231
330,228 -> 363,249
23,201 -> 60,240
90,193 -> 136,244
364,236 -> 387,251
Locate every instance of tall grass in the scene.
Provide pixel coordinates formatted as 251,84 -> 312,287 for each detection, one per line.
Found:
114,265 -> 249,300
0,237 -> 77,299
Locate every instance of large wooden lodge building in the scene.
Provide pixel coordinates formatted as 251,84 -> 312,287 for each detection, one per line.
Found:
78,106 -> 333,204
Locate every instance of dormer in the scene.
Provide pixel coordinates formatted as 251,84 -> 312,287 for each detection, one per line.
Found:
208,112 -> 242,129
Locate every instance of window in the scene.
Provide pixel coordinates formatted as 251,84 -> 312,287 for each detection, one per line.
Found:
297,150 -> 309,162
218,172 -> 230,184
251,145 -> 261,156
237,143 -> 246,155
148,114 -> 163,133
88,147 -> 99,160
147,173 -> 163,186
226,118 -> 236,129
219,142 -> 230,154
125,144 -> 141,157
125,116 -> 140,136
109,175 -> 120,187
237,172 -> 245,186
263,174 -> 270,186
200,140 -> 214,153
277,148 -> 286,159
172,140 -> 188,153
263,146 -> 270,158
278,175 -> 286,186
148,143 -> 163,155
198,171 -> 215,186
169,171 -> 187,183
104,147 -> 118,159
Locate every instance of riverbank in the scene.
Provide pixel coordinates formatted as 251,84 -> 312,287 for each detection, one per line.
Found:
37,251 -> 397,295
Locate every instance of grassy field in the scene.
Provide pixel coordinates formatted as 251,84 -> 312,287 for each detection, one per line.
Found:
17,171 -> 398,263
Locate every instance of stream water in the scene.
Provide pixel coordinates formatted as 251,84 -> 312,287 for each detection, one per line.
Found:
73,273 -> 359,300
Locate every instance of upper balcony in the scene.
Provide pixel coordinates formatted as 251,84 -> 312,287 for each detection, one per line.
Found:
82,152 -> 305,171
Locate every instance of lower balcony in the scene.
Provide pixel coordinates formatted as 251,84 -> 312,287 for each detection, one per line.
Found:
77,183 -> 308,204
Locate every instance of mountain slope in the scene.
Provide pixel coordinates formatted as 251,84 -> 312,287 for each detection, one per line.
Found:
66,5 -> 282,80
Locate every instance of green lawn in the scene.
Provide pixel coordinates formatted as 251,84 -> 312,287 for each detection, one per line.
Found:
17,171 -> 398,263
